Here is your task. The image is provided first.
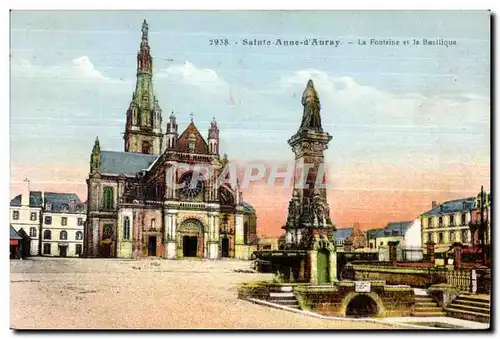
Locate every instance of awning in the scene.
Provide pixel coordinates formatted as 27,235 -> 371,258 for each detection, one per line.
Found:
9,226 -> 22,240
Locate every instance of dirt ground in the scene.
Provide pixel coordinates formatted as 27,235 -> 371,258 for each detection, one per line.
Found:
10,258 -> 395,330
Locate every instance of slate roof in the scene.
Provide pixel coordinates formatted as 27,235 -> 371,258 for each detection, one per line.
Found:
100,150 -> 159,176
10,226 -> 22,240
336,227 -> 354,240
44,192 -> 85,213
10,191 -> 43,207
366,228 -> 383,238
422,197 -> 475,216
242,201 -> 255,213
368,221 -> 413,238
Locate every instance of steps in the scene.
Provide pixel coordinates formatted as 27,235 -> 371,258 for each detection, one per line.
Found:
411,295 -> 446,317
445,294 -> 490,323
268,285 -> 301,309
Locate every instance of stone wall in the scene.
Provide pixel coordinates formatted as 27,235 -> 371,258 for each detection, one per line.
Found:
294,281 -> 414,317
350,264 -> 447,288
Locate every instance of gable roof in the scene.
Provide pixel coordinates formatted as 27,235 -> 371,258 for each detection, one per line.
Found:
336,227 -> 354,240
385,221 -> 413,235
10,226 -> 22,240
100,150 -> 158,176
422,197 -> 475,216
10,191 -> 43,207
177,121 -> 209,154
367,221 -> 413,238
44,192 -> 86,213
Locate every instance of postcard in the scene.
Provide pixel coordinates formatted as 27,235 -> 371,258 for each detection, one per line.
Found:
9,10 -> 491,330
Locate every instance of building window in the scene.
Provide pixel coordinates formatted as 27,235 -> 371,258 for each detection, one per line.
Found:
76,231 -> 83,241
60,231 -> 68,240
427,233 -> 432,243
438,216 -> 443,227
75,244 -> 82,255
449,215 -> 454,226
61,217 -> 68,226
43,230 -> 51,240
438,232 -> 444,244
151,218 -> 156,230
60,204 -> 69,213
188,133 -> 196,153
450,231 -> 455,243
123,217 -> 131,240
103,187 -> 114,210
142,141 -> 151,154
30,212 -> 37,221
462,230 -> 468,243
77,218 -> 84,226
29,227 -> 37,237
13,211 -> 19,220
461,213 -> 466,225
380,242 -> 384,246
44,216 -> 52,225
43,243 -> 51,255
369,243 -> 373,249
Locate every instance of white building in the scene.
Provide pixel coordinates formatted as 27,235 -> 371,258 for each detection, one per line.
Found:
367,219 -> 422,261
9,179 -> 43,256
41,193 -> 87,257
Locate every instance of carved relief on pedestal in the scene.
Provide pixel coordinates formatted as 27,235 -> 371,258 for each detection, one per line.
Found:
293,141 -> 326,158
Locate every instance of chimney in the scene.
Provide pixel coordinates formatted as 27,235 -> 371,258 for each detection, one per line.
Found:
432,201 -> 437,209
21,178 -> 30,207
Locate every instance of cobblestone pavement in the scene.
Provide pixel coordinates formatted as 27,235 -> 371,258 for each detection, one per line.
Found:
10,258 -> 397,330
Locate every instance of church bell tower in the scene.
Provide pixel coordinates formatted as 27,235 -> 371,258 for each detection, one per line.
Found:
124,20 -> 163,155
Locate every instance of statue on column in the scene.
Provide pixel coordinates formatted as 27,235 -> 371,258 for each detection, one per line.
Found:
90,137 -> 101,173
300,80 -> 323,132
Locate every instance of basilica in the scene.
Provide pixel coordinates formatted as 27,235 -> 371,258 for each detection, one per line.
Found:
83,20 -> 257,259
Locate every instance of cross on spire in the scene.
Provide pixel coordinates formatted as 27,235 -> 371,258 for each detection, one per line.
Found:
189,112 -> 194,122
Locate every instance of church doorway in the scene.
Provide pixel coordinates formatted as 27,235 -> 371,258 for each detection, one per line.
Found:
221,237 -> 230,258
178,219 -> 204,258
317,248 -> 330,284
148,236 -> 157,256
183,236 -> 198,257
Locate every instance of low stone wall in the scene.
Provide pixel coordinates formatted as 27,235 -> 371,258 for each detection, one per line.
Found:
350,264 -> 447,288
237,281 -> 307,301
294,281 -> 414,318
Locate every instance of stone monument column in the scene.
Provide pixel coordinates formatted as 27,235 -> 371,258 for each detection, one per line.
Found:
280,80 -> 337,285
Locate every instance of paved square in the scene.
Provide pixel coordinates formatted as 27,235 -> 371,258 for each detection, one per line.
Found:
10,258 -> 394,329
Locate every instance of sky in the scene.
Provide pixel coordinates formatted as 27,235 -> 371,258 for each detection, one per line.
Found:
10,10 -> 490,236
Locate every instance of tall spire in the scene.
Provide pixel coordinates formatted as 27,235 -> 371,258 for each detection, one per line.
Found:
124,20 -> 163,155
137,19 -> 152,74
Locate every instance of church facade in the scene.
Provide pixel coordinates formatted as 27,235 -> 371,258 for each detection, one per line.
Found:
83,20 -> 257,259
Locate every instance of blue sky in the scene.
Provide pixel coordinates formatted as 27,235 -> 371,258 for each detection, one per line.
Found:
10,10 -> 490,201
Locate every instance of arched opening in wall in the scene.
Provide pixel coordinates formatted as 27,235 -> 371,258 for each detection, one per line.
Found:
345,295 -> 378,318
179,219 -> 204,258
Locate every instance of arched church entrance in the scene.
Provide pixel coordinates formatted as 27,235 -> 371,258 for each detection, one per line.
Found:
178,219 -> 204,258
345,294 -> 379,318
317,248 -> 330,284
